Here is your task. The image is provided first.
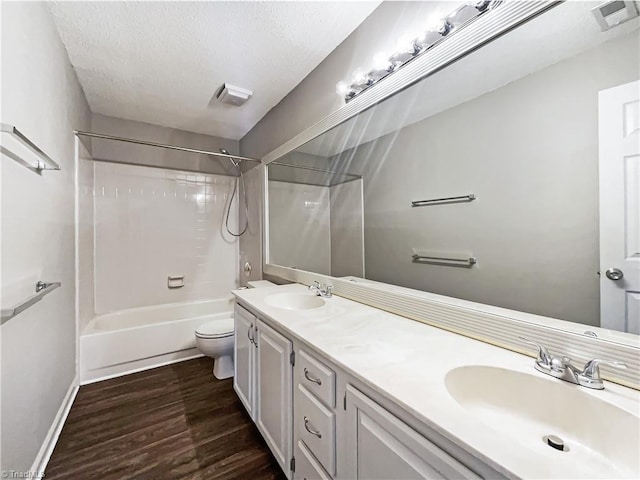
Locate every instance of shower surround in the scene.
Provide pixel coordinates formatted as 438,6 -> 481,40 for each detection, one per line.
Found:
93,161 -> 239,314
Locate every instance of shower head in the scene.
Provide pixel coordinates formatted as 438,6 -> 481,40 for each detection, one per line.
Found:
220,148 -> 241,168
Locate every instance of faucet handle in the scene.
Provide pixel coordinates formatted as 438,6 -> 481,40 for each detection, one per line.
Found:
518,336 -> 552,366
581,359 -> 628,379
323,284 -> 333,296
308,281 -> 320,290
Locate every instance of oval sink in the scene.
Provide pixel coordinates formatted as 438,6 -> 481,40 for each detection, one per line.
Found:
264,293 -> 325,310
445,366 -> 640,478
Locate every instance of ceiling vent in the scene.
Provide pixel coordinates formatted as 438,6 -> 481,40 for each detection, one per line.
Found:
591,1 -> 638,31
216,84 -> 253,107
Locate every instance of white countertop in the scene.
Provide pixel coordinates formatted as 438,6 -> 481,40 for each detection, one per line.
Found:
232,284 -> 640,480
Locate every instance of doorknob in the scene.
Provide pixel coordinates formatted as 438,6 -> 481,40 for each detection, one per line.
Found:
605,268 -> 624,281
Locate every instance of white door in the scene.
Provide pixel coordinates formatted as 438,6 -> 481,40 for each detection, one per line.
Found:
599,80 -> 640,334
233,303 -> 256,417
345,385 -> 480,480
255,318 -> 293,477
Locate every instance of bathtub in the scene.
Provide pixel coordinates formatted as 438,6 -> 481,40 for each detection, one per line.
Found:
80,297 -> 234,383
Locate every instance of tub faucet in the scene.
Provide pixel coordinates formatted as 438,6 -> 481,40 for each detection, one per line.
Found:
308,281 -> 333,298
518,336 -> 627,390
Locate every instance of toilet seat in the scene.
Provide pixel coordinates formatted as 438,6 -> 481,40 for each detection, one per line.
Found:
195,318 -> 234,339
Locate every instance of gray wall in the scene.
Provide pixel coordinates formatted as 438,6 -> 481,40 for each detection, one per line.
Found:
91,113 -> 241,176
239,1 -> 437,282
331,31 -> 639,326
239,1 -> 457,159
1,1 -> 91,472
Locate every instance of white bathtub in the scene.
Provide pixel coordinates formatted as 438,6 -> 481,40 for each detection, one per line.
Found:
80,297 -> 234,383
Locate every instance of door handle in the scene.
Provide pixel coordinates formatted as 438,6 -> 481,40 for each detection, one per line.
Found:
605,268 -> 624,281
303,416 -> 322,438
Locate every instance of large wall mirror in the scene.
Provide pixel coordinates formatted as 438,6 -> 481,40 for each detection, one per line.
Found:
266,2 -> 639,342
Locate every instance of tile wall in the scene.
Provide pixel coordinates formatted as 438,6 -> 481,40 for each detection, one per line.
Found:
94,162 -> 239,313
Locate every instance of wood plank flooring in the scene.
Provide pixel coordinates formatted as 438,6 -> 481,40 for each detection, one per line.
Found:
46,358 -> 286,480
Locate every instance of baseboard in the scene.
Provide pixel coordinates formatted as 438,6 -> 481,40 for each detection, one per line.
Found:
81,351 -> 205,385
30,374 -> 79,476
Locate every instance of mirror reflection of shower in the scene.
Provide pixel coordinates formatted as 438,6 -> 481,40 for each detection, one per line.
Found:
221,148 -> 248,236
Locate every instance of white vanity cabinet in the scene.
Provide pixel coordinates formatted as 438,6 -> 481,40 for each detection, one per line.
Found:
233,303 -> 256,417
233,303 -> 294,478
255,318 -> 294,476
233,299 -> 497,480
344,385 -> 481,480
293,348 -> 337,479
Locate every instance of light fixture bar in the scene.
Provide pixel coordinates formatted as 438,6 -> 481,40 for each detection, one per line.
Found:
336,1 -> 499,102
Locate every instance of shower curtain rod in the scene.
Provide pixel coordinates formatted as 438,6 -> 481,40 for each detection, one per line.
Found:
74,130 -> 262,163
270,161 -> 362,178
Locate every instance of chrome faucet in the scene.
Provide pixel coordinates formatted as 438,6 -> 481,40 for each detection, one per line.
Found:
519,336 -> 627,390
308,281 -> 333,298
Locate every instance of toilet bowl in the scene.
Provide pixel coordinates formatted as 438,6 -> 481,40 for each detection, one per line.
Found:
195,317 -> 235,379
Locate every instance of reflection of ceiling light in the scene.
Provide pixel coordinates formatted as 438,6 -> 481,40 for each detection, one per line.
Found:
335,1 -> 501,103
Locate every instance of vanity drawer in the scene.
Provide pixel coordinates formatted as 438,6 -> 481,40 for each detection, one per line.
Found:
295,440 -> 332,480
297,349 -> 336,408
296,384 -> 336,476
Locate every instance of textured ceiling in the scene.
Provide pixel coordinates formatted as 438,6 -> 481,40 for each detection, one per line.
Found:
48,1 -> 380,140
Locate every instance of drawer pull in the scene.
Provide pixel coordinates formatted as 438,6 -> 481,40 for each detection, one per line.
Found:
304,416 -> 322,438
304,368 -> 322,385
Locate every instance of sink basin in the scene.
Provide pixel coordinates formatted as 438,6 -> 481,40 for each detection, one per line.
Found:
445,366 -> 640,478
264,293 -> 325,310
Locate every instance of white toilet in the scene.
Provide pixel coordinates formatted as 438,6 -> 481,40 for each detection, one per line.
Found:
195,281 -> 276,380
195,317 -> 235,379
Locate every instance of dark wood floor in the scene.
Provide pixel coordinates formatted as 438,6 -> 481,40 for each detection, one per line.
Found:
46,358 -> 286,480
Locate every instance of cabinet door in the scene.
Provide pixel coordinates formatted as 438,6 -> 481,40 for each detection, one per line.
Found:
233,303 -> 256,418
256,318 -> 293,477
345,385 -> 480,480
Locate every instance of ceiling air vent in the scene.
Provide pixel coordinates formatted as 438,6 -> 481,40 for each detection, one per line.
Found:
216,84 -> 252,107
591,1 -> 638,31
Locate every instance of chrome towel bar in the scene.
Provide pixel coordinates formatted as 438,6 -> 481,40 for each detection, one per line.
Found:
412,254 -> 477,267
1,123 -> 61,173
411,193 -> 475,207
1,281 -> 62,325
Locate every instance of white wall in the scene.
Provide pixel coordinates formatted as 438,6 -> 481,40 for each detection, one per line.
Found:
330,179 -> 364,277
268,181 -> 331,275
94,162 -> 239,313
1,1 -> 90,473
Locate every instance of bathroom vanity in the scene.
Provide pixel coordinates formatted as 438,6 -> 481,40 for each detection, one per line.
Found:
232,284 -> 640,480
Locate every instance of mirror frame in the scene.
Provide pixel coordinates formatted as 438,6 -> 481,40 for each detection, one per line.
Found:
261,1 -> 640,389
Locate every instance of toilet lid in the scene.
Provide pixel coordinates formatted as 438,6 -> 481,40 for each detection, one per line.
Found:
195,318 -> 234,338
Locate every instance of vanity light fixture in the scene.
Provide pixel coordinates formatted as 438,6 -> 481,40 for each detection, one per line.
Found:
336,0 -> 499,102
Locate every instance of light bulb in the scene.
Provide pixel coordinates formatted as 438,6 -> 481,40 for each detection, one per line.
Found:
372,52 -> 391,71
336,81 -> 350,97
394,34 -> 416,54
351,70 -> 371,90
